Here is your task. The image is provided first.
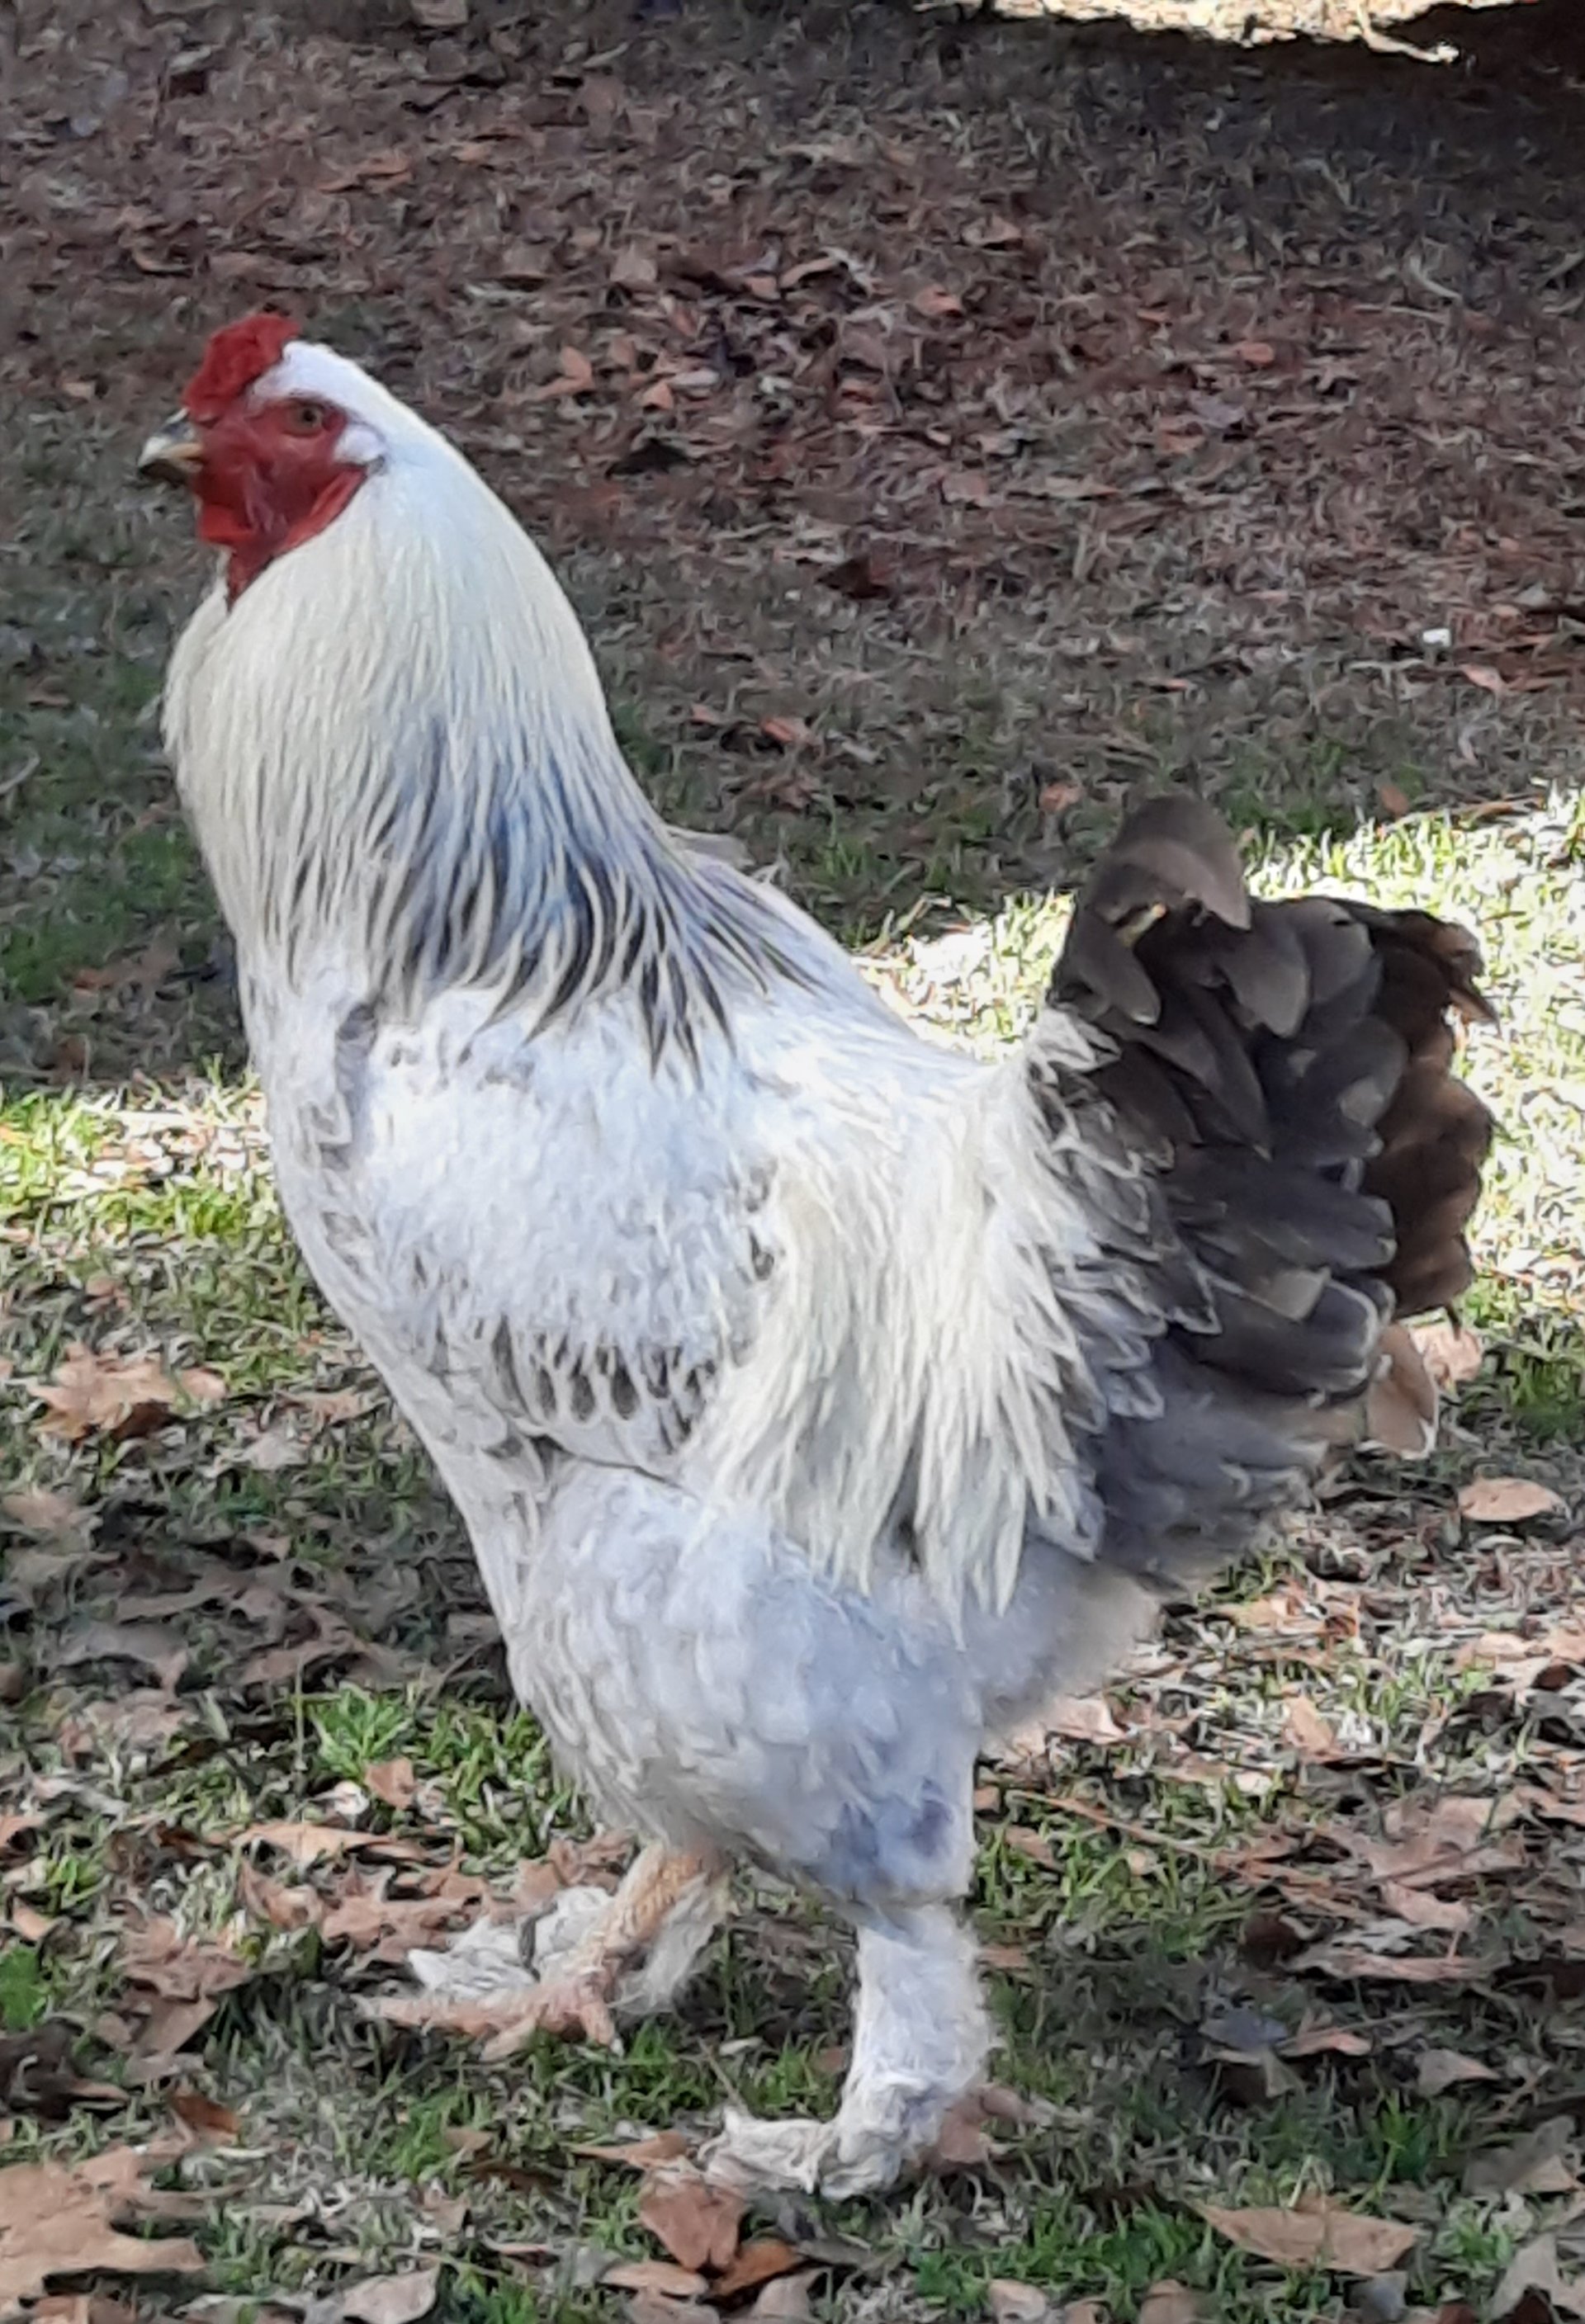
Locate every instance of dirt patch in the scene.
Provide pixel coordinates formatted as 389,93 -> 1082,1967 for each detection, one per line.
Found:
4,0 -> 1585,968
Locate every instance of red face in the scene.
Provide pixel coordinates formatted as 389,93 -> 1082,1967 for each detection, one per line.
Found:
144,314 -> 371,599
189,390 -> 366,599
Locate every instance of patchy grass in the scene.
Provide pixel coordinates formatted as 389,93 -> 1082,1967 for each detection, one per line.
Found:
4,3 -> 1585,2321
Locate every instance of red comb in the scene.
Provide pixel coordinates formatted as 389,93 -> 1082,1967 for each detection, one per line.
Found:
183,311 -> 300,423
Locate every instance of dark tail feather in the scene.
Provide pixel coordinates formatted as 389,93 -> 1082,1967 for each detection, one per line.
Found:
1053,794 -> 1495,1341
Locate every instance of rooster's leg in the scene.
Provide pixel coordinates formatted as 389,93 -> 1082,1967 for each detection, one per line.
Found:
403,1843 -> 728,2049
703,1901 -> 988,2197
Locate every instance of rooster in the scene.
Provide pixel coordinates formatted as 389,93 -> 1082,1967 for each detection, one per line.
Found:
140,314 -> 1493,2197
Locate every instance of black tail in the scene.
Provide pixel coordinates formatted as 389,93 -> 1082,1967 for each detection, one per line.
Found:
1043,793 -> 1494,1589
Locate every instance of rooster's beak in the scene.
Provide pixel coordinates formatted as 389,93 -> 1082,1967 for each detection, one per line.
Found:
137,413 -> 203,489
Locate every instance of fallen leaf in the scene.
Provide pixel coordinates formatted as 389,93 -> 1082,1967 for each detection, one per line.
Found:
1376,781 -> 1413,820
1037,1693 -> 1127,1746
1280,2024 -> 1373,2060
1463,2116 -> 1578,2199
604,2260 -> 710,2298
1291,1944 -> 1500,1985
1233,338 -> 1276,366
923,2090 -> 1003,2171
1202,2196 -> 1419,2274
0,2022 -> 125,2118
610,245 -> 658,291
340,2274 -> 441,2324
0,2148 -> 203,2303
536,346 -> 596,399
1410,1319 -> 1484,1390
32,1347 -> 188,1443
1038,781 -> 1083,816
1460,664 -> 1507,696
54,1620 -> 188,1693
1459,1477 -> 1565,1523
638,2160 -> 744,2273
364,1758 -> 417,1810
1,1488 -> 92,1537
712,2239 -> 804,2300
1493,2234 -> 1585,2321
70,935 -> 179,998
1416,2047 -> 1499,2097
1139,2285 -> 1204,2324
996,1814 -> 1065,1868
120,1920 -> 253,2007
235,1820 -> 366,1868
1378,1882 -> 1473,1934
572,2130 -> 692,2168
1282,1694 -> 1342,1759
821,550 -> 894,602
746,2277 -> 815,2322
912,285 -> 963,319
759,714 -> 816,750
169,2089 -> 240,2139
986,2289 -> 1054,2324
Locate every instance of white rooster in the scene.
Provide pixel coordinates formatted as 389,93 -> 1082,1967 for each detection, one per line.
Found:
140,314 -> 1493,2196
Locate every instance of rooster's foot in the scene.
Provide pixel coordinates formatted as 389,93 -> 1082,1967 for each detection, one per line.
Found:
403,1844 -> 728,2045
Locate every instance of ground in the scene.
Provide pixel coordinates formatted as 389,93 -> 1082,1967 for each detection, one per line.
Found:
2,2 -> 1585,2320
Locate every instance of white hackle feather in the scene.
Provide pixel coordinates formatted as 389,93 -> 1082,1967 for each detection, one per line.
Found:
163,331 -> 1131,1620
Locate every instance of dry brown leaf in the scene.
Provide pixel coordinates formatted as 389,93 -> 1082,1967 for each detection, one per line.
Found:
1282,1694 -> 1341,1760
1493,2233 -> 1585,2322
712,2238 -> 804,2300
1038,1693 -> 1127,1746
121,1920 -> 253,2005
1280,2024 -> 1373,2060
236,1820 -> 367,1867
746,2276 -> 815,2322
319,1872 -> 469,1958
0,2021 -> 125,2118
1410,1319 -> 1484,1390
1292,1943 -> 1499,1986
637,2160 -> 744,2273
1463,2117 -> 1578,2199
1460,664 -> 1507,696
604,2260 -> 711,2298
55,1619 -> 188,1692
33,1346 -> 184,1443
610,245 -> 658,291
0,2147 -> 204,2303
1203,2196 -> 1418,2273
1233,338 -> 1276,366
1378,1881 -> 1473,1934
71,935 -> 179,997
536,346 -> 596,399
340,2273 -> 441,2324
364,1757 -> 417,1810
1002,1826 -> 1057,1868
1139,2285 -> 1204,2324
1365,1323 -> 1438,1456
572,2130 -> 691,2168
912,285 -> 963,319
1416,2047 -> 1499,2097
169,2088 -> 240,2139
1459,1476 -> 1565,1523
986,2289 -> 1055,2324
1,1488 -> 91,1537
758,715 -> 816,750
1376,780 -> 1413,820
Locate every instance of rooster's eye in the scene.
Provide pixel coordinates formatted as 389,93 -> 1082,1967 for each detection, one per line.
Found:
286,399 -> 329,434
